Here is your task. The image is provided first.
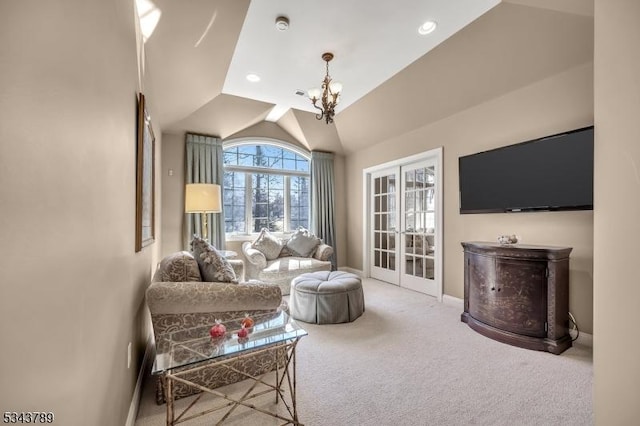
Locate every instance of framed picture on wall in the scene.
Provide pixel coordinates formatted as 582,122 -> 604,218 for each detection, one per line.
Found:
135,92 -> 155,252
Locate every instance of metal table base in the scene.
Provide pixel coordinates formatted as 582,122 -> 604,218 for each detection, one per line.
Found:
163,338 -> 303,425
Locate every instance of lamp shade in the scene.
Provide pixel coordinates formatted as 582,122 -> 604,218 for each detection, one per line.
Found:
307,87 -> 321,100
185,183 -> 221,213
329,81 -> 342,94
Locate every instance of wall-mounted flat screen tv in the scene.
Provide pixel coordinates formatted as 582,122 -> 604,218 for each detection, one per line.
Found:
459,126 -> 594,214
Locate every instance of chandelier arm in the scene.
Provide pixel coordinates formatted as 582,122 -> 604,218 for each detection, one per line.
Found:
312,103 -> 325,120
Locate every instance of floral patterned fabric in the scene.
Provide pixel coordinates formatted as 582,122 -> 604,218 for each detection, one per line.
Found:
156,251 -> 202,282
146,255 -> 286,403
156,348 -> 286,403
146,281 -> 283,315
191,236 -> 237,283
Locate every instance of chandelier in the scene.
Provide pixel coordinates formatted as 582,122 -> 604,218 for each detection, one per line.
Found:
308,52 -> 342,124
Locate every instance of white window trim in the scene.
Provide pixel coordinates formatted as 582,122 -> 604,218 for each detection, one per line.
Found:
224,137 -> 311,160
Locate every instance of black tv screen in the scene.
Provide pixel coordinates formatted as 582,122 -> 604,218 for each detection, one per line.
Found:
459,126 -> 594,214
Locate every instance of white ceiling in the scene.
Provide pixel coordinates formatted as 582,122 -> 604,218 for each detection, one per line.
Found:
222,0 -> 501,119
146,0 -> 594,153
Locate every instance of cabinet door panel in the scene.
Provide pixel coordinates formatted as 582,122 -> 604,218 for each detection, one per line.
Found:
467,253 -> 495,324
493,259 -> 547,337
468,255 -> 547,338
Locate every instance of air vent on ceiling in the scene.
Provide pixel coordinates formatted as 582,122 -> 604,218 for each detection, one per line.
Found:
295,89 -> 305,96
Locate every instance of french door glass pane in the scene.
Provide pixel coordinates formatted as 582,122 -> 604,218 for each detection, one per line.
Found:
373,171 -> 396,277
404,165 -> 436,279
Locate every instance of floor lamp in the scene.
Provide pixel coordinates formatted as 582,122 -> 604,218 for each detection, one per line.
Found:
185,183 -> 221,242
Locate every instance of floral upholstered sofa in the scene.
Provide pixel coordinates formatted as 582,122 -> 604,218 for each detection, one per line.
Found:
146,237 -> 284,403
242,228 -> 333,295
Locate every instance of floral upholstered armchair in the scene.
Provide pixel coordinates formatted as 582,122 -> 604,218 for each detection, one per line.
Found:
242,228 -> 333,295
146,238 -> 284,403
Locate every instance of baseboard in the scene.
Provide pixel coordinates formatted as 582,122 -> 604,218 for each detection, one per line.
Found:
575,331 -> 593,348
125,335 -> 154,426
339,266 -> 364,277
442,294 -> 464,310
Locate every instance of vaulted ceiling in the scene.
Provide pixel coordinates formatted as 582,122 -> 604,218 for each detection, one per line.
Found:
145,0 -> 594,155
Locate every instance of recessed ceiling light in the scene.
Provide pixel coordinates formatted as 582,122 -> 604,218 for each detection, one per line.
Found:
418,20 -> 437,35
246,73 -> 261,82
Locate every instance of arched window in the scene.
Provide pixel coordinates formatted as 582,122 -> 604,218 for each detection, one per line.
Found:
223,140 -> 310,234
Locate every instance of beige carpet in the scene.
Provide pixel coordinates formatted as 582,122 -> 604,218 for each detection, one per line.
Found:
135,278 -> 592,426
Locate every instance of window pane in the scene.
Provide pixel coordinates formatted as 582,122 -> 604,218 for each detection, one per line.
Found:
233,172 -> 245,188
254,203 -> 268,218
283,158 -> 295,170
232,189 -> 245,205
223,150 -> 237,165
238,145 -> 256,155
223,189 -> 233,204
223,171 -> 246,233
270,156 -> 283,169
253,218 -> 268,232
269,189 -> 284,204
261,145 -> 281,157
253,174 -> 268,191
296,159 -> 309,172
223,171 -> 234,188
253,146 -> 270,167
239,152 -> 253,167
270,175 -> 284,189
288,176 -> 309,230
233,206 -> 245,222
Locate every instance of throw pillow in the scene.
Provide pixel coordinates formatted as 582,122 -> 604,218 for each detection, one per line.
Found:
285,228 -> 321,257
157,251 -> 202,282
191,236 -> 238,283
251,228 -> 283,261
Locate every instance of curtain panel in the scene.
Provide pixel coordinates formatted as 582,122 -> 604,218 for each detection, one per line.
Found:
184,133 -> 226,250
310,151 -> 337,270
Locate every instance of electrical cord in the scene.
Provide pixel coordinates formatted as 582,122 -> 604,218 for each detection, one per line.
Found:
568,312 -> 579,342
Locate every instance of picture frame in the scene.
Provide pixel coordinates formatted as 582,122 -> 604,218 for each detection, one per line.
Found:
135,92 -> 155,252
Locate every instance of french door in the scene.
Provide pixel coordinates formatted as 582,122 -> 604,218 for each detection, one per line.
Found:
370,169 -> 400,284
400,162 -> 437,295
368,149 -> 442,298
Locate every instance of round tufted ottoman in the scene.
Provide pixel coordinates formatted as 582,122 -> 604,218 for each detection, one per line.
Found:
289,271 -> 365,324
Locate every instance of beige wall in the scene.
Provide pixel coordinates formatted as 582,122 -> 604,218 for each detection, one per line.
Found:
160,127 -> 348,267
593,0 -> 640,423
161,133 -> 185,257
345,62 -> 595,333
0,1 -> 158,424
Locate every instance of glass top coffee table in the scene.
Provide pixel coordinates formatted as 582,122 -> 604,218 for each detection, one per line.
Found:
153,309 -> 307,425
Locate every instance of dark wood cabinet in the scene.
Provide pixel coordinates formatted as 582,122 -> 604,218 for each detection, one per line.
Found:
461,242 -> 572,354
